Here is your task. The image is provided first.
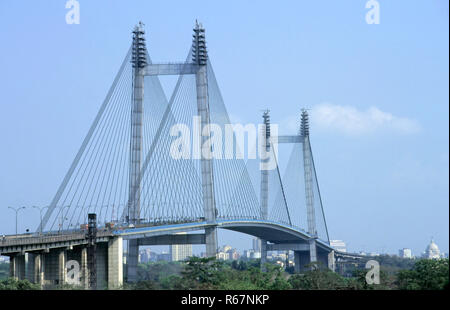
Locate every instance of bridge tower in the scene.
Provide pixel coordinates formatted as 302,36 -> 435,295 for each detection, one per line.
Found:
127,21 -> 147,282
259,110 -> 271,270
301,109 -> 318,265
193,21 -> 218,257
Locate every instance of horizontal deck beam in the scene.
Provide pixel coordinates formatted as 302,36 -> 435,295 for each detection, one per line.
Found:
139,233 -> 205,245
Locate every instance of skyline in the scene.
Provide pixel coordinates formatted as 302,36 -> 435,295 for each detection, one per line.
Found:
0,0 -> 448,256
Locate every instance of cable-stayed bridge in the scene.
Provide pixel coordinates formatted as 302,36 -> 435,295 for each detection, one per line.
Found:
1,21 -> 336,289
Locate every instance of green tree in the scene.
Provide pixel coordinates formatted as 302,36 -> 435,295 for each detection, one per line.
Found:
0,278 -> 40,290
397,259 -> 449,290
351,269 -> 394,290
289,268 -> 351,290
181,257 -> 225,289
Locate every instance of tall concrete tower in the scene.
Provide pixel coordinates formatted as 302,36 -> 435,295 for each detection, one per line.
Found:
259,110 -> 271,271
301,109 -> 318,263
127,21 -> 147,282
193,21 -> 218,258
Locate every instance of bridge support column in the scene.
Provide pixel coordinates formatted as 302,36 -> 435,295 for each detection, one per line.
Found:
315,249 -> 335,271
309,238 -> 317,264
58,249 -> 67,285
126,239 -> 139,282
328,250 -> 335,271
10,254 -> 25,280
260,239 -> 267,272
34,253 -> 44,287
108,236 -> 123,289
294,251 -> 310,273
9,255 -> 17,279
25,252 -> 35,282
205,228 -> 217,258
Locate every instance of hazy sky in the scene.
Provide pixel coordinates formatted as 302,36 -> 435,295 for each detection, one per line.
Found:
0,0 -> 448,256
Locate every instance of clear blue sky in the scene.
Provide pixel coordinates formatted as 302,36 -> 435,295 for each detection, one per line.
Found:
0,0 -> 448,256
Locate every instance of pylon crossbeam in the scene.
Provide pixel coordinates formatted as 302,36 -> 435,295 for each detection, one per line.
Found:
144,63 -> 199,76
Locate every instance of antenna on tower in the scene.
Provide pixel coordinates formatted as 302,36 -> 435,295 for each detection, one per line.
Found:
131,21 -> 147,69
300,108 -> 310,137
192,20 -> 207,65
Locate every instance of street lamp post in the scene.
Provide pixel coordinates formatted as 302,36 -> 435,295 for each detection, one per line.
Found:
33,206 -> 48,234
59,206 -> 70,233
8,206 -> 26,235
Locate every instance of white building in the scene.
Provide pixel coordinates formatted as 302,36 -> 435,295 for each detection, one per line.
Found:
251,251 -> 261,259
217,251 -> 228,260
170,244 -> 192,262
169,233 -> 193,262
330,240 -> 347,253
423,239 -> 441,259
399,248 -> 412,259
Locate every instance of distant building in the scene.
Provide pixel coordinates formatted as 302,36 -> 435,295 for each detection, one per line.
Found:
399,248 -> 412,259
251,251 -> 261,259
243,250 -> 251,258
168,232 -> 193,262
330,240 -> 347,253
270,252 -> 287,261
252,238 -> 261,252
222,245 -> 232,253
243,250 -> 261,259
217,245 -> 240,260
217,252 -> 228,260
170,243 -> 192,262
157,252 -> 171,262
229,249 -> 240,260
139,248 -> 157,263
423,239 -> 441,259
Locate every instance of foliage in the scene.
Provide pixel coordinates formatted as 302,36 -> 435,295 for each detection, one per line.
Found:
396,259 -> 449,290
288,266 -> 356,290
126,257 -> 448,291
130,257 -> 291,290
2,256 -> 447,290
0,278 -> 40,290
351,269 -> 395,290
136,261 -> 183,282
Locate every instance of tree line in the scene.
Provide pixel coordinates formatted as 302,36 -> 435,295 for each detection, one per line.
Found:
0,257 -> 448,290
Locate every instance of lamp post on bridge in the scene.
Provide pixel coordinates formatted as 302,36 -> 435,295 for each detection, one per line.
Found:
58,205 -> 70,233
8,206 -> 25,235
33,206 -> 48,235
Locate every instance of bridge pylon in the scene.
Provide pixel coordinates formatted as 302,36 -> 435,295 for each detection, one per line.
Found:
259,110 -> 271,270
127,21 -> 147,282
301,109 -> 318,266
193,21 -> 218,257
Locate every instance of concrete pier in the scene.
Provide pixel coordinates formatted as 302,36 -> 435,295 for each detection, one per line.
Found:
260,239 -> 267,271
4,235 -> 123,289
108,237 -> 123,289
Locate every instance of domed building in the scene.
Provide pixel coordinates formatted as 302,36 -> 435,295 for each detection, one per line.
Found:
423,238 -> 441,259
